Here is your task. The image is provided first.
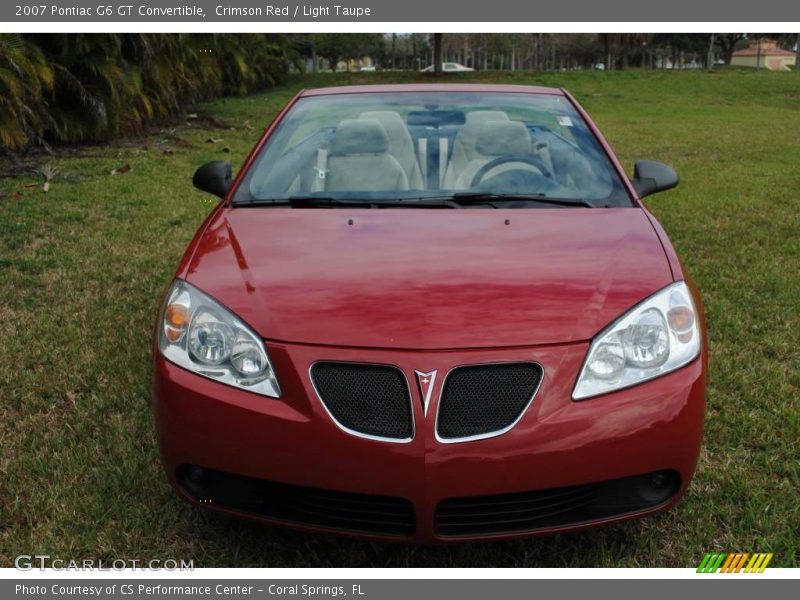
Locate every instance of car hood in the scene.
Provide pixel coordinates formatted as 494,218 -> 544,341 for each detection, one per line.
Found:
184,207 -> 673,350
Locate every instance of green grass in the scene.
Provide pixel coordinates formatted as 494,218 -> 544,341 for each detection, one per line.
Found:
1,69 -> 798,568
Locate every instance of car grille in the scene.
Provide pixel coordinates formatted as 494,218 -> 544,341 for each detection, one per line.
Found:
436,362 -> 543,441
178,465 -> 415,536
435,470 -> 681,537
310,362 -> 413,441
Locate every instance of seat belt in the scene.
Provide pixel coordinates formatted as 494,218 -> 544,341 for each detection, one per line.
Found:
438,137 -> 448,189
418,137 -> 428,187
311,146 -> 328,193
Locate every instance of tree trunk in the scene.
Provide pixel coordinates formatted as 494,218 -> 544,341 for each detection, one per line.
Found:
717,38 -> 736,66
795,33 -> 800,69
433,33 -> 443,73
391,33 -> 397,70
707,33 -> 715,70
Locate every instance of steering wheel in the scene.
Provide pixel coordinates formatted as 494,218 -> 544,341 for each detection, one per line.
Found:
470,155 -> 554,189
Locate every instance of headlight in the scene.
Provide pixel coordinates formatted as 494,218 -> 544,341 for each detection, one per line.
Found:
573,281 -> 700,400
158,279 -> 281,398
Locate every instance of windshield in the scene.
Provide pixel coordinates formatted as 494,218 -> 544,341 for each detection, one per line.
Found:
232,91 -> 633,207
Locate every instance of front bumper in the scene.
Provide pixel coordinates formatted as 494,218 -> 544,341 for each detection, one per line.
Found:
153,340 -> 705,543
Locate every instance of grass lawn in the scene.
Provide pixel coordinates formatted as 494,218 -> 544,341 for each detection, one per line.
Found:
1,69 -> 798,568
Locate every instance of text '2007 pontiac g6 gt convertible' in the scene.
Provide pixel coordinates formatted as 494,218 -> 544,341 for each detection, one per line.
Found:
153,84 -> 706,543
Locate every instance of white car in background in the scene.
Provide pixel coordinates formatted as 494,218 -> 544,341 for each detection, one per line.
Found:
421,62 -> 475,72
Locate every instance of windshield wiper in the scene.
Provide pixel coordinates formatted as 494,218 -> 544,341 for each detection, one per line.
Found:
231,193 -> 594,209
449,192 -> 595,208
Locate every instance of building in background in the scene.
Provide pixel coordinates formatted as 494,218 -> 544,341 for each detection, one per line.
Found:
731,39 -> 796,71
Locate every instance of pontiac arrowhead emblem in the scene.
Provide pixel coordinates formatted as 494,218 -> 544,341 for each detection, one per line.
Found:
414,370 -> 437,416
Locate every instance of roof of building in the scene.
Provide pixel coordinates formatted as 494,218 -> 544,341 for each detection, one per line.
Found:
732,45 -> 796,57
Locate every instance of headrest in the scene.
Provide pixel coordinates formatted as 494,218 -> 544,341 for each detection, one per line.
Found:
474,121 -> 531,156
465,110 -> 510,124
331,119 -> 388,155
359,111 -> 413,147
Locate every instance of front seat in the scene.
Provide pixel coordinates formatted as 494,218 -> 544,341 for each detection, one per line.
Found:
325,119 -> 410,192
452,120 -> 541,190
360,111 -> 424,190
442,110 -> 509,188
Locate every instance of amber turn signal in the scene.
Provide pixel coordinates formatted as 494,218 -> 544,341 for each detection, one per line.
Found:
164,304 -> 191,342
667,305 -> 695,343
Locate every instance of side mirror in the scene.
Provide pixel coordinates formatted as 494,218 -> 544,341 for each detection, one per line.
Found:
193,160 -> 232,199
631,160 -> 679,199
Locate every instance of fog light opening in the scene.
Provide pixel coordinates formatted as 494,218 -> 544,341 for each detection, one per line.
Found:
651,472 -> 669,488
637,470 -> 679,504
178,464 -> 208,498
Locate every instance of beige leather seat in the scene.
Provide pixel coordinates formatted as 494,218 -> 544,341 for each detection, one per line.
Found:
360,111 -> 424,189
325,119 -> 409,192
442,110 -> 509,188
451,120 -> 541,190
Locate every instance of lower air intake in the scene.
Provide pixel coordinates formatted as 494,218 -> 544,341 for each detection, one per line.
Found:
435,470 -> 681,537
178,465 -> 415,536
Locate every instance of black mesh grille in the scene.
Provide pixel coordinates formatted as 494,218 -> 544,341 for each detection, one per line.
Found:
178,465 -> 415,536
436,363 -> 543,440
435,471 -> 680,537
311,362 -> 413,440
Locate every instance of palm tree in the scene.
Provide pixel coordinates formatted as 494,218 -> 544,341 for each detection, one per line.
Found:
0,34 -> 54,148
1,33 -> 295,150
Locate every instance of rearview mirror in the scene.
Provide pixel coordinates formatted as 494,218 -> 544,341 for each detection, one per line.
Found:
631,160 -> 678,199
407,110 -> 466,127
193,160 -> 232,199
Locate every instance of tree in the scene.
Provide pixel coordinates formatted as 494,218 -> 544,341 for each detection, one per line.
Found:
598,33 -> 616,69
433,33 -> 443,73
714,33 -> 746,65
310,33 -> 382,71
2,33 -> 294,150
707,33 -> 716,69
310,33 -> 342,71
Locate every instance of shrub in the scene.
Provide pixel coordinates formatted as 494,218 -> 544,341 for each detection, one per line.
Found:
0,33 -> 295,150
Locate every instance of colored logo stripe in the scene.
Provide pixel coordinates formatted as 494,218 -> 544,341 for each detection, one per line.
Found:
745,553 -> 773,573
697,553 -> 773,573
697,553 -> 726,573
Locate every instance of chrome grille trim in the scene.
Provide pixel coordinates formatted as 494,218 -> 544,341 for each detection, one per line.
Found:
308,361 -> 416,444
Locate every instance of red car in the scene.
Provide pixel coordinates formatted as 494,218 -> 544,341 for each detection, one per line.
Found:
153,84 -> 706,543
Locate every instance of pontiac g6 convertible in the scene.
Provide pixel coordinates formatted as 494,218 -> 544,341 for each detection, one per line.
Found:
153,84 -> 706,542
